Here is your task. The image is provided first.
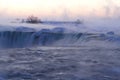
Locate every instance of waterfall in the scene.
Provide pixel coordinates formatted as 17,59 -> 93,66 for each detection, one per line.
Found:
0,30 -> 84,48
0,31 -> 33,48
0,27 -> 119,48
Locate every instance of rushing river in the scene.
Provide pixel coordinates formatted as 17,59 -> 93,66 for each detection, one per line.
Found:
0,23 -> 120,80
0,44 -> 120,80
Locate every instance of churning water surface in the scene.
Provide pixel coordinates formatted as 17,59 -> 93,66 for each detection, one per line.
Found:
0,41 -> 120,80
0,23 -> 120,80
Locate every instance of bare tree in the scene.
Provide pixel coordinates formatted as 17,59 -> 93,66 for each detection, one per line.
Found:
26,16 -> 42,24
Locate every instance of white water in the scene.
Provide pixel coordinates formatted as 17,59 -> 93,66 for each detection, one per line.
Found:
0,18 -> 120,48
0,19 -> 120,80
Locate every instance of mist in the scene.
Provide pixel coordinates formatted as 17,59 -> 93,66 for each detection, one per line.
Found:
0,0 -> 120,34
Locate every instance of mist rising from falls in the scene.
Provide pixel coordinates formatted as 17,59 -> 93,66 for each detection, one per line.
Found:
0,29 -> 119,48
0,19 -> 120,48
0,30 -> 83,48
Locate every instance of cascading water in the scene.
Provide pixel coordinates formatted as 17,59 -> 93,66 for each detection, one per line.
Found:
0,31 -> 33,48
0,23 -> 120,48
0,30 -> 84,48
0,28 -> 119,48
0,22 -> 120,80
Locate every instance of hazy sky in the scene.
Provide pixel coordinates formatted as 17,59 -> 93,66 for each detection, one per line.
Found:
0,0 -> 120,20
